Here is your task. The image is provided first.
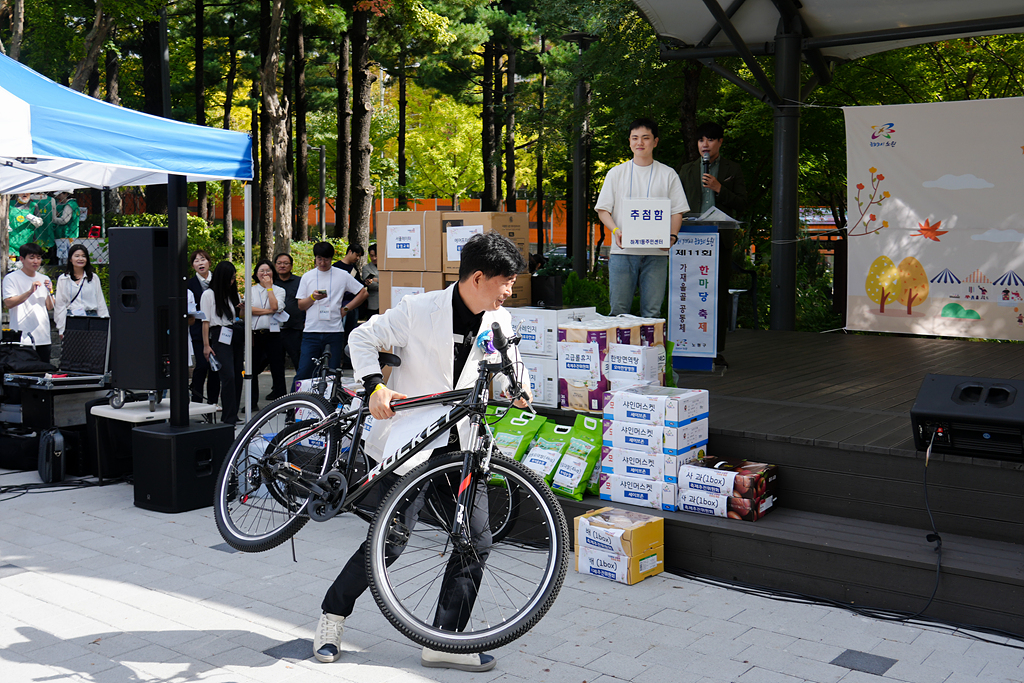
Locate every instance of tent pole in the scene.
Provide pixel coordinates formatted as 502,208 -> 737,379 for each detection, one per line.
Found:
168,174 -> 189,426
101,190 -> 106,237
244,183 -> 253,422
770,29 -> 801,331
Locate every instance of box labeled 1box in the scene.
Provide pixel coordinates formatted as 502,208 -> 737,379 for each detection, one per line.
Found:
575,545 -> 664,585
574,506 -> 664,555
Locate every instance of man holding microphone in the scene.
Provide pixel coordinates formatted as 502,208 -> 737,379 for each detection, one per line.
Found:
2,243 -> 55,362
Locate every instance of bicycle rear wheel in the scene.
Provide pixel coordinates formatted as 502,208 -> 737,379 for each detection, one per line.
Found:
366,453 -> 569,653
214,393 -> 336,552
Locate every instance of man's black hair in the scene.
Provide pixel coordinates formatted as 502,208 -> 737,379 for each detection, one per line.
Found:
458,232 -> 526,281
367,243 -> 377,254
312,241 -> 335,259
629,117 -> 659,139
19,242 -> 43,258
346,244 -> 364,257
695,122 -> 725,141
274,252 -> 293,265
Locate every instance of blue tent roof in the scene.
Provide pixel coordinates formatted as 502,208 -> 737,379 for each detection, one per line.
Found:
0,54 -> 252,193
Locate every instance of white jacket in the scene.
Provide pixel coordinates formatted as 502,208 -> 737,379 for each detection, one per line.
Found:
349,284 -> 530,471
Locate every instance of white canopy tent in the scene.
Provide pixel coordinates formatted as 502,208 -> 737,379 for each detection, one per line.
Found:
627,0 -> 1024,330
0,53 -> 258,426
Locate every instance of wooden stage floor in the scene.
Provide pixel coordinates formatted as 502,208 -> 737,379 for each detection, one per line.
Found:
675,329 -> 1024,457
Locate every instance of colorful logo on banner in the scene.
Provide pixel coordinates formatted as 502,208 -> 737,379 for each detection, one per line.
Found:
870,123 -> 897,147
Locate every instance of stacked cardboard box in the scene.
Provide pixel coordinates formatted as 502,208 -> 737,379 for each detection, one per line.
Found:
676,457 -> 778,521
376,211 -> 444,312
439,212 -> 531,307
599,386 -> 710,511
574,507 -> 664,585
508,307 -> 597,409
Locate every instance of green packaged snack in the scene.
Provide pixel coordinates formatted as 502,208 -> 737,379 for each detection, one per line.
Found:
533,422 -> 575,454
549,414 -> 600,500
489,408 -> 547,461
521,446 -> 564,484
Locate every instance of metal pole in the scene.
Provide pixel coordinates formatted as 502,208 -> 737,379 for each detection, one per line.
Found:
319,145 -> 326,239
770,30 -> 801,330
244,183 -> 253,421
168,175 -> 189,426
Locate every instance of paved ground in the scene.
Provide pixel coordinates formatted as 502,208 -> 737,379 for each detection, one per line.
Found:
2,460 -> 1023,683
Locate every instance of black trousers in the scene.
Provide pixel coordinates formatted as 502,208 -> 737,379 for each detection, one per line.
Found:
321,457 -> 492,632
190,332 -> 220,404
251,329 -> 286,401
280,327 -> 303,374
210,332 -> 243,424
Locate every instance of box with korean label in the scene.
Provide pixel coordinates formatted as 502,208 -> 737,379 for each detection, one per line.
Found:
663,418 -> 709,455
509,307 -> 598,358
574,506 -> 663,555
599,473 -> 677,511
558,341 -> 606,413
575,545 -> 664,585
378,271 -> 445,312
377,211 -> 443,272
520,355 -> 557,408
440,212 -> 529,274
677,488 -> 776,521
602,420 -> 663,452
604,386 -> 709,427
604,344 -> 663,386
678,460 -> 778,501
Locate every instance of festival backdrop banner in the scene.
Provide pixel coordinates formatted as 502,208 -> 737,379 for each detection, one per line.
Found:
844,98 -> 1024,340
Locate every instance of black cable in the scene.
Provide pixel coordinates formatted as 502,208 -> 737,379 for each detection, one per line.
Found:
905,429 -> 943,620
0,475 -> 129,501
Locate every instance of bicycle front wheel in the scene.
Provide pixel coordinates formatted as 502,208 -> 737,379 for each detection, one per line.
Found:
214,393 -> 336,552
366,453 -> 569,653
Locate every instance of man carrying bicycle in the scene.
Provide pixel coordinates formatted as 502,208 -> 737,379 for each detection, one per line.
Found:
313,231 -> 531,672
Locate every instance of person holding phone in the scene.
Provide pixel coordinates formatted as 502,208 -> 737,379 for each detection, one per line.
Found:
2,242 -> 55,362
294,241 -> 368,382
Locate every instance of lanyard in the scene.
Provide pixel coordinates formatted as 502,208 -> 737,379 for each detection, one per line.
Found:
628,161 -> 655,198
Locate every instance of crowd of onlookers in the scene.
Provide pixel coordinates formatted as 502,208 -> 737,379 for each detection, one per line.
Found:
3,235 -> 378,427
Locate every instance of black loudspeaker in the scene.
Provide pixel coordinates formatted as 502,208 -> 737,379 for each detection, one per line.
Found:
132,422 -> 234,513
109,226 -> 170,391
910,373 -> 1024,462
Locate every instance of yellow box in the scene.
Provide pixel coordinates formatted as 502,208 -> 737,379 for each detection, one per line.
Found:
575,545 -> 664,585
574,506 -> 664,556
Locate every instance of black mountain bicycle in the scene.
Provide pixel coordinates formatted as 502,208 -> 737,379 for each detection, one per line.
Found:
213,323 -> 569,653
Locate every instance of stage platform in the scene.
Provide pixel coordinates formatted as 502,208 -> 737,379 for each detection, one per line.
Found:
554,330 -> 1024,637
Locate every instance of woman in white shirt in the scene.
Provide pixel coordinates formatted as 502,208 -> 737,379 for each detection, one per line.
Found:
54,244 -> 109,337
249,258 -> 287,408
201,261 -> 242,424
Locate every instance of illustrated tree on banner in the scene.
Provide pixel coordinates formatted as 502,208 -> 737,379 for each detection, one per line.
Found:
847,168 -> 892,237
897,257 -> 929,315
865,255 -> 930,315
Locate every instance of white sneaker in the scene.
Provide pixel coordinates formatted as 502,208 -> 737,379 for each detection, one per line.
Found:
313,612 -> 345,663
421,646 -> 496,672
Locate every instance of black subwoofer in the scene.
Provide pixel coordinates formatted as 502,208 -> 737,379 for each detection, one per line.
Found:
132,422 -> 234,513
910,373 -> 1024,461
109,226 -> 170,391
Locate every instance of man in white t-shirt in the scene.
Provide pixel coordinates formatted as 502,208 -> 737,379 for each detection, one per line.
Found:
2,242 -> 55,362
294,241 -> 368,381
596,118 -> 688,317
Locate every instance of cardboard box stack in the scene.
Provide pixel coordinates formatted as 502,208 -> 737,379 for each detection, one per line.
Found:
376,211 -> 444,312
508,307 -> 597,409
575,507 -> 664,585
676,457 -> 779,521
599,386 -> 710,511
440,212 -> 531,307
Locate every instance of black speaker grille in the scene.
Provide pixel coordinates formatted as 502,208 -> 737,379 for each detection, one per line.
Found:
949,422 -> 1023,456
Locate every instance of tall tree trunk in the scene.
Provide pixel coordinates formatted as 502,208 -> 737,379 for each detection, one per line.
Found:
504,41 -> 516,211
250,83 -> 261,256
284,12 -> 295,231
222,25 -> 238,258
88,66 -> 101,98
70,3 -> 115,92
262,0 -> 293,258
349,9 -> 375,250
142,19 -> 167,214
294,13 -> 309,241
481,42 -> 498,211
10,0 -> 24,61
104,47 -> 120,105
195,0 -> 207,223
397,48 -> 407,209
258,0 -> 273,258
494,50 -> 504,209
336,32 -> 351,239
678,62 -> 703,165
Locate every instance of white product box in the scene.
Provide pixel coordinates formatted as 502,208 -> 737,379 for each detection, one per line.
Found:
602,420 -> 664,452
604,344 -> 662,385
664,418 -> 709,455
604,386 -> 709,427
521,354 -> 558,408
677,489 -> 729,517
599,473 -> 677,511
678,463 -> 737,496
601,446 -> 672,481
510,307 -> 598,357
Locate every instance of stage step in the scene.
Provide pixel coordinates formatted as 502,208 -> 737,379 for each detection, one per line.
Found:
559,496 -> 1024,637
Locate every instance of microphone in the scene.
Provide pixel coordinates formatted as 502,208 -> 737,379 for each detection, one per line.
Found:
701,151 -> 710,176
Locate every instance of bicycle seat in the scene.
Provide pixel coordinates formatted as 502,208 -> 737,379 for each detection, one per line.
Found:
378,351 -> 401,368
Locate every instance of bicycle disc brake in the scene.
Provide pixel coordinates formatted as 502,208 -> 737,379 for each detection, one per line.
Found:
308,471 -> 348,522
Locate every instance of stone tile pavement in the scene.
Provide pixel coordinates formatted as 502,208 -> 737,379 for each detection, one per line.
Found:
1,467 -> 1022,683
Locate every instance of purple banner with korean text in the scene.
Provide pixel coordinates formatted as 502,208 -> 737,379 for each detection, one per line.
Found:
669,231 -> 718,359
